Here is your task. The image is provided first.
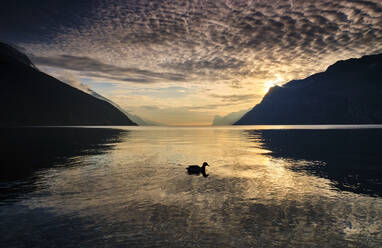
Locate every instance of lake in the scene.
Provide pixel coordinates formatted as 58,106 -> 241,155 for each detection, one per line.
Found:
1,126 -> 382,247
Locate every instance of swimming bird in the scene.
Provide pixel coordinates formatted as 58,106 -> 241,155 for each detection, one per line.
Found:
186,162 -> 209,176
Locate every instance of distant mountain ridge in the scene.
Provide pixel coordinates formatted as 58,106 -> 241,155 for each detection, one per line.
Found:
0,42 -> 136,126
235,53 -> 382,125
88,90 -> 161,126
212,109 -> 249,126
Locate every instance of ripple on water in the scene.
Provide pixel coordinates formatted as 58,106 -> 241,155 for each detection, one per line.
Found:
1,126 -> 382,247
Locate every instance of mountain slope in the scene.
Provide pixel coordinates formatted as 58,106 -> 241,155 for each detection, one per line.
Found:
0,42 -> 136,126
212,109 -> 250,126
235,53 -> 382,125
88,89 -> 161,126
123,113 -> 162,126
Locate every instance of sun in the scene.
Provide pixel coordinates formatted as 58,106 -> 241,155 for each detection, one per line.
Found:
264,75 -> 284,93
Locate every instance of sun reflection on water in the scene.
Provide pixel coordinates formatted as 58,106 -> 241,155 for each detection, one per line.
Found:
2,127 -> 382,247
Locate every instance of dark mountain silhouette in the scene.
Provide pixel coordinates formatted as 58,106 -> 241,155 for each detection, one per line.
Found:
0,42 -> 136,126
235,53 -> 382,125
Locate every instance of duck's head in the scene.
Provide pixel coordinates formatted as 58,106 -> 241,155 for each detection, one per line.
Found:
202,162 -> 209,167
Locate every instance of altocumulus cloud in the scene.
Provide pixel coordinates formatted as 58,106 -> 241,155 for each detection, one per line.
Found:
5,1 -> 382,70
2,0 -> 382,124
23,0 -> 382,83
31,54 -> 185,83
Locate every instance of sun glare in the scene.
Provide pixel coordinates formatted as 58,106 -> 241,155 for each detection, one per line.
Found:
264,75 -> 284,93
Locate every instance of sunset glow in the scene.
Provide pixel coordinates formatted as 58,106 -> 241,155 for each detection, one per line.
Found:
1,1 -> 382,245
264,75 -> 284,93
2,0 -> 382,125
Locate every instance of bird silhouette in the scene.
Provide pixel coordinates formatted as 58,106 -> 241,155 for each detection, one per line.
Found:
186,162 -> 209,177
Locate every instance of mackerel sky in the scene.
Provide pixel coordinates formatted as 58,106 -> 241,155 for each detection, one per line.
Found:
1,0 -> 382,125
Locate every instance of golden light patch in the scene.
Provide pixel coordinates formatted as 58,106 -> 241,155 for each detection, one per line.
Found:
264,75 -> 284,93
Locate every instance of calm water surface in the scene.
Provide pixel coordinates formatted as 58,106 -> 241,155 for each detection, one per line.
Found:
1,126 -> 382,247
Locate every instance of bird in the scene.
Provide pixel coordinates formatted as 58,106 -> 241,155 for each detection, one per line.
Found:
186,162 -> 209,177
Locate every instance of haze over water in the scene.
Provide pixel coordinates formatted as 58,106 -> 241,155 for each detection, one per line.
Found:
1,126 -> 382,247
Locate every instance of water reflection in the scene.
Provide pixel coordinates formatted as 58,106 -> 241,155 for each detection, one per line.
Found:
1,127 -> 381,247
0,127 -> 126,201
248,129 -> 382,196
186,170 -> 209,177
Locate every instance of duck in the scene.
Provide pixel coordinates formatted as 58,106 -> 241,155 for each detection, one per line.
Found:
186,162 -> 209,177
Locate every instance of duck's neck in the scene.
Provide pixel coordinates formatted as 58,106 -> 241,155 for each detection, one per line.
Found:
201,166 -> 208,177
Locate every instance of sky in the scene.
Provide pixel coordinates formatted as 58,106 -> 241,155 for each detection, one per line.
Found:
1,0 -> 382,125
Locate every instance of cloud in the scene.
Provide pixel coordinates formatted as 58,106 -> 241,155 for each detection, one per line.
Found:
209,93 -> 261,103
18,0 -> 382,85
161,57 -> 246,72
4,0 -> 382,124
140,105 -> 161,110
52,70 -> 91,93
186,103 -> 239,111
129,105 -> 214,126
31,54 -> 186,83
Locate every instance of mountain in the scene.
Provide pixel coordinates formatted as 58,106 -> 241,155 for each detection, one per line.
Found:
0,42 -> 136,126
212,109 -> 250,126
123,113 -> 162,126
235,53 -> 382,125
0,42 -> 35,68
88,89 -> 161,126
